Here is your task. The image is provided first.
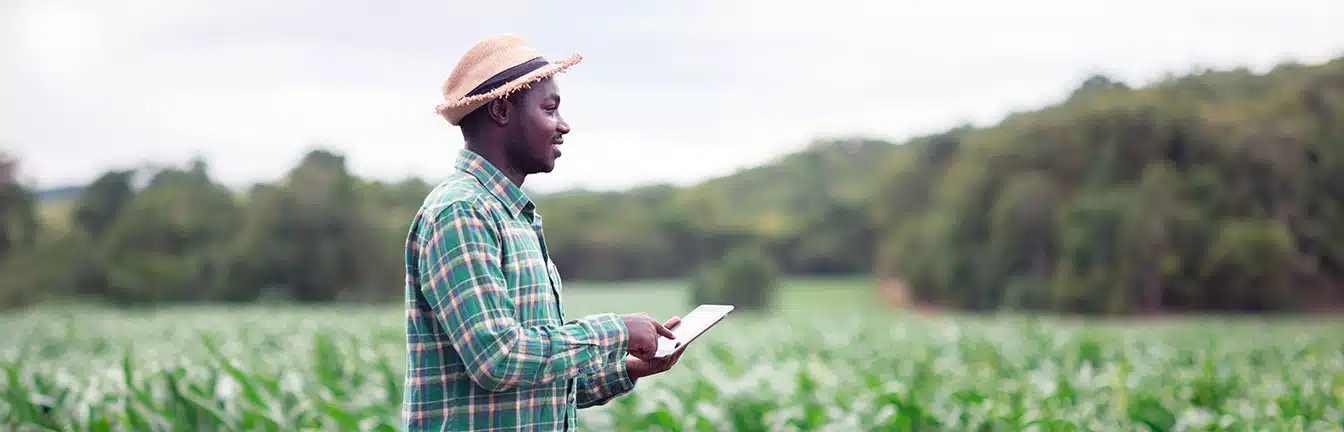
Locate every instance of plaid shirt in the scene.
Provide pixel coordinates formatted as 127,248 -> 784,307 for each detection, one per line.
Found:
402,148 -> 636,431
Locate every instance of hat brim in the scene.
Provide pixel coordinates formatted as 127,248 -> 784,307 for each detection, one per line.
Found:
436,54 -> 583,125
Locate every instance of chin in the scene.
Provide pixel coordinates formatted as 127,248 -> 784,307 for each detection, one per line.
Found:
528,163 -> 555,175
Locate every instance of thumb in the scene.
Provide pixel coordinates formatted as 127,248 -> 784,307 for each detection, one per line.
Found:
653,320 -> 676,339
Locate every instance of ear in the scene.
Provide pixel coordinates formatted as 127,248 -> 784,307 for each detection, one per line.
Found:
486,98 -> 510,126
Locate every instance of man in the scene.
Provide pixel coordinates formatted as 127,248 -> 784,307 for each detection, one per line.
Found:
402,35 -> 687,431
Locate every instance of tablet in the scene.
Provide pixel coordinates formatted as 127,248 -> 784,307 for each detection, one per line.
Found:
654,304 -> 734,358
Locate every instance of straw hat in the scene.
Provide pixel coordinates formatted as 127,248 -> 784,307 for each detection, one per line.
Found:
435,35 -> 582,126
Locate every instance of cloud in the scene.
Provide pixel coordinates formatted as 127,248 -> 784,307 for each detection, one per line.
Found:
3,0 -> 1343,192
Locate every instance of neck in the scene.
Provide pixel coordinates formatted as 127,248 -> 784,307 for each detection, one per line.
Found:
464,140 -> 526,187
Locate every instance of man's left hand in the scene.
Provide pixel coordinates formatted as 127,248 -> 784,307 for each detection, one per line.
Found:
626,316 -> 685,380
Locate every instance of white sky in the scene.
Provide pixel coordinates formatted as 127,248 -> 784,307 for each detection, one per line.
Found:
3,0 -> 1343,193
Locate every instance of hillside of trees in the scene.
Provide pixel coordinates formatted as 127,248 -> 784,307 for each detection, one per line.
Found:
1,55 -> 1341,314
876,59 -> 1344,314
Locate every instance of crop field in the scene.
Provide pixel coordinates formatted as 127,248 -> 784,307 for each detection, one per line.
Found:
3,278 -> 1343,430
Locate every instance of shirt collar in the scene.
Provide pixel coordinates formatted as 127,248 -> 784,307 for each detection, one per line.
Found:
454,148 -> 533,217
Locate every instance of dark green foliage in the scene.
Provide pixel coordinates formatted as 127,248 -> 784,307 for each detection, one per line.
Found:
876,56 -> 1344,315
0,153 -> 38,260
690,246 -> 780,312
0,153 -> 41,309
2,151 -> 432,309
100,160 -> 243,304
5,56 -> 1344,315
71,169 -> 136,241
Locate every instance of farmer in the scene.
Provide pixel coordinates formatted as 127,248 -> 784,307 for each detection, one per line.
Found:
401,34 -> 686,431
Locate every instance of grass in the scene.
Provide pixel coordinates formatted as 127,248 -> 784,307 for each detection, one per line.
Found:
3,278 -> 1344,430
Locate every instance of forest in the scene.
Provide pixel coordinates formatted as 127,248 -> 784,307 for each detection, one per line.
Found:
1,55 -> 1341,315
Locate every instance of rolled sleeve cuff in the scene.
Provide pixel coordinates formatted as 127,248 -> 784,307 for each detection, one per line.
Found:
577,357 -> 637,408
583,312 -> 630,365
596,359 -> 637,395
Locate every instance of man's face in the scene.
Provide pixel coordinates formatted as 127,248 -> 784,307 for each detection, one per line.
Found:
505,77 -> 569,175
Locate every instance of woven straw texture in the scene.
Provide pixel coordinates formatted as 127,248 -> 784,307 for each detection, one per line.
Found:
436,35 -> 582,125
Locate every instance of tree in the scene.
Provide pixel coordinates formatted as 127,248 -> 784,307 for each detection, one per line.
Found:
230,149 -> 375,302
0,153 -> 37,259
0,153 -> 41,309
690,245 -> 780,312
99,160 -> 242,304
71,169 -> 137,240
872,54 -> 1344,314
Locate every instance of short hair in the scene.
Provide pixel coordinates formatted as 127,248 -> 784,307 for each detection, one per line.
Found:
458,84 -> 535,136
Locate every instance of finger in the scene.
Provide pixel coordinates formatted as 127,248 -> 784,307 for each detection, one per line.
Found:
661,353 -> 682,370
631,339 -> 653,355
667,343 -> 688,361
664,357 -> 679,370
663,317 -> 681,330
632,348 -> 657,360
653,321 -> 676,339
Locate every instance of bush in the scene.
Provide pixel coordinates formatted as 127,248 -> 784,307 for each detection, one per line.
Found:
689,245 -> 780,311
0,232 -> 105,311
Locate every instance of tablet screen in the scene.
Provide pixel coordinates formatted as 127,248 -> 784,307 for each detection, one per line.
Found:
655,304 -> 733,357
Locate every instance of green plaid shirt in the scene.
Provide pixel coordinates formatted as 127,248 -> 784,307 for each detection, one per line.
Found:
402,148 -> 636,431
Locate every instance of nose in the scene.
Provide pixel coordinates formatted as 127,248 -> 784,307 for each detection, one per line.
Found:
556,114 -> 571,135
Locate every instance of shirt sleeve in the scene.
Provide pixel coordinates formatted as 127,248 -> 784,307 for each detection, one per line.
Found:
417,201 -> 630,392
575,357 -> 637,408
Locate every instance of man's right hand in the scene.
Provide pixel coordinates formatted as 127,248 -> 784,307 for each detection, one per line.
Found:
620,314 -> 676,360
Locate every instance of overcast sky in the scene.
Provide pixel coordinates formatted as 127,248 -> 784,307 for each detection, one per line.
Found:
4,0 -> 1343,193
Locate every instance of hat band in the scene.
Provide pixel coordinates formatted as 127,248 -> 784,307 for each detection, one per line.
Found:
466,56 -> 549,97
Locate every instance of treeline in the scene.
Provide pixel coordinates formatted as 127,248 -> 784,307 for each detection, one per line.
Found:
2,55 -> 1342,314
0,140 -> 879,308
1,153 -> 424,307
876,60 -> 1344,314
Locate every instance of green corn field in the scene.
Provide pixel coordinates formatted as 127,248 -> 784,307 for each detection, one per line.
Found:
3,301 -> 1344,431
